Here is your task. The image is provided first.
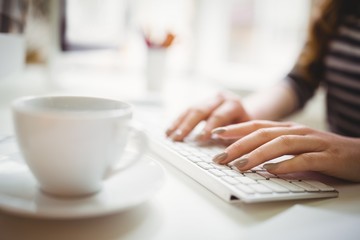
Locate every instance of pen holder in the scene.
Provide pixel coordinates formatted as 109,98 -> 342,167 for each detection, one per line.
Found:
145,48 -> 167,93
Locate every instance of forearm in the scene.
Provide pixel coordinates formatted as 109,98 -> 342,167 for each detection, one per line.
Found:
243,81 -> 299,121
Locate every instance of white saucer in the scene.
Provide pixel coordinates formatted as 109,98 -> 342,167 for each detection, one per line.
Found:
0,153 -> 165,219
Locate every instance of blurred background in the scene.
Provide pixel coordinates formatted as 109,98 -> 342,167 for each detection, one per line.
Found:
6,0 -> 314,88
0,0 -> 325,129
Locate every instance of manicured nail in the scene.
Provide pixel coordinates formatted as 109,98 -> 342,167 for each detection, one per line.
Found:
213,152 -> 228,164
234,157 -> 248,169
212,127 -> 227,135
165,127 -> 174,136
263,163 -> 278,171
195,130 -> 207,141
170,129 -> 183,140
175,129 -> 183,136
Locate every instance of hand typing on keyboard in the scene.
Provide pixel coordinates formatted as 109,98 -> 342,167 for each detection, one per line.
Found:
148,124 -> 337,202
165,90 -> 360,183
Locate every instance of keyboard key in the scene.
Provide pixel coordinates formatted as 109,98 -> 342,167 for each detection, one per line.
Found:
222,169 -> 241,177
187,155 -> 202,163
270,178 -> 305,192
235,176 -> 257,185
236,183 -> 255,194
258,180 -> 289,193
222,176 -> 239,185
250,184 -> 273,194
291,181 -> 320,192
210,163 -> 231,170
303,180 -> 335,191
193,152 -> 208,159
243,172 -> 265,180
209,169 -> 226,177
199,157 -> 213,163
198,148 -> 217,156
196,162 -> 214,170
178,150 -> 191,156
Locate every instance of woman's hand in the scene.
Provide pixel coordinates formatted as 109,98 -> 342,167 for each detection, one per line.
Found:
166,91 -> 251,142
212,120 -> 360,182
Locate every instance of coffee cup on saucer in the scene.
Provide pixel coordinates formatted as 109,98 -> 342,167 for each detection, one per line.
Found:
12,95 -> 148,198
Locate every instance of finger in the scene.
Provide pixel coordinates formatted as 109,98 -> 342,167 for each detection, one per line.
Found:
212,120 -> 293,139
212,126 -> 305,164
197,100 -> 249,141
170,109 -> 208,141
221,127 -> 304,164
166,94 -> 225,136
169,95 -> 225,141
263,152 -> 325,174
234,135 -> 326,171
166,109 -> 189,136
213,125 -> 321,165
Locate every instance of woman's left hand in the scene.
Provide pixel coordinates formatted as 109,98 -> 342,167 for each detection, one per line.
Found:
212,120 -> 360,182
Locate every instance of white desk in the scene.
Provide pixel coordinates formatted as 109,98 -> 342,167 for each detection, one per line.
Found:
0,66 -> 359,240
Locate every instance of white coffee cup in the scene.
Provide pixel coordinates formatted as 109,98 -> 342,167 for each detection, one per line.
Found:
12,95 -> 148,197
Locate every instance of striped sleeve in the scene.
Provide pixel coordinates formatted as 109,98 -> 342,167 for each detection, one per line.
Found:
285,14 -> 360,137
285,41 -> 323,111
286,69 -> 319,110
323,16 -> 360,137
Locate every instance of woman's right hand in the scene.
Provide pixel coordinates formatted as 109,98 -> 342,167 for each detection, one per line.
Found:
165,91 -> 252,142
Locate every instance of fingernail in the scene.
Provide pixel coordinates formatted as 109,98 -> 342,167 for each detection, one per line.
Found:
213,152 -> 228,164
212,127 -> 226,135
165,127 -> 174,136
234,157 -> 248,169
195,130 -> 207,141
263,163 -> 278,171
170,129 -> 183,140
174,129 -> 183,136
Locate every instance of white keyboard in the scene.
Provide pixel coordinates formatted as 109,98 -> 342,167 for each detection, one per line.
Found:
135,108 -> 339,203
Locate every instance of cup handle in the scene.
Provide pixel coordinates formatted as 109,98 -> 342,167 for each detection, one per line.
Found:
104,123 -> 148,179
